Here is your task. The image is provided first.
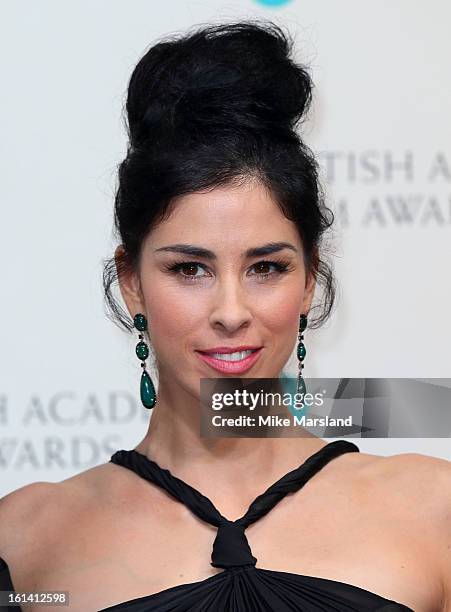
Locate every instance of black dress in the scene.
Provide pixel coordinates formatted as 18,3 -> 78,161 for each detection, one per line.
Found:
0,440 -> 414,611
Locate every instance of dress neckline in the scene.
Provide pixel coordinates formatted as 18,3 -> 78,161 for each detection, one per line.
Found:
109,439 -> 360,530
104,440 -> 414,611
98,566 -> 415,612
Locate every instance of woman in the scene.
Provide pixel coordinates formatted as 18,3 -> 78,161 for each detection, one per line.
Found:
0,20 -> 450,612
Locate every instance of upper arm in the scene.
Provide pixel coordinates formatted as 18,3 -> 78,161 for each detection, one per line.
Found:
0,481 -> 56,560
435,460 -> 451,612
407,453 -> 451,612
383,452 -> 451,611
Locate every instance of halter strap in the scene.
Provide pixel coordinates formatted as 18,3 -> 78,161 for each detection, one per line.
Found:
110,439 -> 359,569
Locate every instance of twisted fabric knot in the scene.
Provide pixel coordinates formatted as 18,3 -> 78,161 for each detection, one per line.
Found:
211,519 -> 257,569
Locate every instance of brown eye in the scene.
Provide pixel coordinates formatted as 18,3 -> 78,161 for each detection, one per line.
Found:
181,263 -> 199,276
167,261 -> 211,281
254,262 -> 272,274
251,260 -> 288,275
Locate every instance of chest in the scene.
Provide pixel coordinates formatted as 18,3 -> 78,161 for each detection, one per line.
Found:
21,482 -> 440,612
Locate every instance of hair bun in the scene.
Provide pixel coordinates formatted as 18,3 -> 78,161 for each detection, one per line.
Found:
126,22 -> 313,146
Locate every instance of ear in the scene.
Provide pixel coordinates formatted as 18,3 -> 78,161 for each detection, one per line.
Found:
115,245 -> 146,319
302,270 -> 316,314
301,247 -> 318,314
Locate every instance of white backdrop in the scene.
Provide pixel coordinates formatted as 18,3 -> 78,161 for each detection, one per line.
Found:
1,0 -> 450,496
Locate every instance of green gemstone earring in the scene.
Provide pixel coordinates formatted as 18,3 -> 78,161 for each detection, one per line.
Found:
296,314 -> 307,408
133,313 -> 157,409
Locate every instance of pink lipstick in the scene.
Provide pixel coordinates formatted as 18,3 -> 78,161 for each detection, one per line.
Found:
195,346 -> 263,374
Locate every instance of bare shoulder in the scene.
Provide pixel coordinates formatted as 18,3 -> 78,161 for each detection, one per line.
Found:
0,458 -> 175,566
0,480 -> 54,515
0,481 -> 57,557
355,449 -> 451,517
0,462 -> 122,566
359,449 -> 451,609
363,450 -> 450,502
391,453 -> 451,611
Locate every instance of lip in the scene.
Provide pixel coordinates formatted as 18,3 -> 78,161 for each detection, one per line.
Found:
195,347 -> 263,374
197,345 -> 261,355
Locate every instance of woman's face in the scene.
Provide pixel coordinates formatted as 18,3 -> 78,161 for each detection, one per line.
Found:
118,179 -> 315,397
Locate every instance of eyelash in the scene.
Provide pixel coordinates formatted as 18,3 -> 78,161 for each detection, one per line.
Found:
165,259 -> 292,282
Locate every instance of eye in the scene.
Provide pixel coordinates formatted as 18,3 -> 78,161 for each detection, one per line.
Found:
249,259 -> 290,278
167,261 -> 211,281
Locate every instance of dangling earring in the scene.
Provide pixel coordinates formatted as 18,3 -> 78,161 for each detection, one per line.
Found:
133,313 -> 157,409
296,313 -> 307,408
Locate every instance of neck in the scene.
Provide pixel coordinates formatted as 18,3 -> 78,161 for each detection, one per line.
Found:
133,370 -> 326,494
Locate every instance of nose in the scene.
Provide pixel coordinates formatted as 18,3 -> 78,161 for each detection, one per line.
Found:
208,274 -> 253,333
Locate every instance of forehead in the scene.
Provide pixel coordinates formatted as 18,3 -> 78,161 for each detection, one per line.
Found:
148,180 -> 301,248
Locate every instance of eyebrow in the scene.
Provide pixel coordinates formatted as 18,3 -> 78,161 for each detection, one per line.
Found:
153,241 -> 298,260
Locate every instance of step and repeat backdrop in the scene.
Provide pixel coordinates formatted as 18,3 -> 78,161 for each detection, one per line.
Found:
1,0 -> 450,496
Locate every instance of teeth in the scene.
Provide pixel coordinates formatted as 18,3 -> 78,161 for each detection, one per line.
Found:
209,349 -> 256,361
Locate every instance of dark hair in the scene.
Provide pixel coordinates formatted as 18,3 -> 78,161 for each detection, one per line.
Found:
102,20 -> 336,333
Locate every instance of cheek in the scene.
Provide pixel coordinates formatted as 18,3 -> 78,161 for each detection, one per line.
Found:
140,281 -> 207,345
259,285 -> 303,336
